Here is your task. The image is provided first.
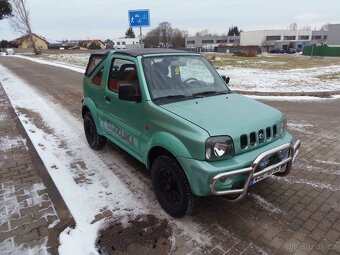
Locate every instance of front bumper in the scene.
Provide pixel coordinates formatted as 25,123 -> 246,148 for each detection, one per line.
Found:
209,140 -> 300,201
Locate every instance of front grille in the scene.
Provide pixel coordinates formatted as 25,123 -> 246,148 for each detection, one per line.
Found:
258,129 -> 264,144
250,132 -> 256,146
266,127 -> 271,139
240,135 -> 247,149
240,124 -> 278,149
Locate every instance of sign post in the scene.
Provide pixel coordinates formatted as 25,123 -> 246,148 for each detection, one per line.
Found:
128,9 -> 150,48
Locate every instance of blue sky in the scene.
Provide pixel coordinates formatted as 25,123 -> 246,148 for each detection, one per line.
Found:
0,0 -> 339,41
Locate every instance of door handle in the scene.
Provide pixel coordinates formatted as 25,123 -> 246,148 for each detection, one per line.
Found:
104,96 -> 111,102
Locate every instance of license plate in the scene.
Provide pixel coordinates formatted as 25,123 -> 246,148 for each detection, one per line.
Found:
250,166 -> 281,186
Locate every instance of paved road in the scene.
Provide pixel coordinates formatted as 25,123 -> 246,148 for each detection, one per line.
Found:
1,56 -> 339,255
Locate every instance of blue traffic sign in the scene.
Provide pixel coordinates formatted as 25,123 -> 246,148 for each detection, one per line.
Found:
128,9 -> 150,27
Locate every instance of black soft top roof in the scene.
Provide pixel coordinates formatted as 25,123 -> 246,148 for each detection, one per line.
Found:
113,48 -> 200,57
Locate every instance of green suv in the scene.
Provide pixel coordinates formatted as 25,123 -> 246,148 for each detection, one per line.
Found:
82,49 -> 300,218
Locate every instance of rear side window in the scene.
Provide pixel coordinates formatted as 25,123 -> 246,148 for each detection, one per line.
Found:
92,68 -> 104,86
85,54 -> 106,76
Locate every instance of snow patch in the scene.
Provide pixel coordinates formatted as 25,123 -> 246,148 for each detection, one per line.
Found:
247,95 -> 339,101
0,182 -> 55,227
296,159 -> 340,176
219,65 -> 340,92
315,159 -> 340,166
0,112 -> 7,121
0,238 -> 48,255
249,193 -> 286,216
0,136 -> 26,151
271,176 -> 340,192
288,122 -> 314,132
13,55 -> 85,74
287,122 -> 336,139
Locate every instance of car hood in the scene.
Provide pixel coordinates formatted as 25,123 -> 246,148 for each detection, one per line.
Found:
160,93 -> 282,137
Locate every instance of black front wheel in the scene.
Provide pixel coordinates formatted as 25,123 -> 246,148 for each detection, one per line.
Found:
84,111 -> 107,150
151,156 -> 198,218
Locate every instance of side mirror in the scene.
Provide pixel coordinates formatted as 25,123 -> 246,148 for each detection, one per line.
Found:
221,75 -> 230,84
118,84 -> 141,102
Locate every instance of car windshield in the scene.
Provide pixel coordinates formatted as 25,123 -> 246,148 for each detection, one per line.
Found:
142,55 -> 230,102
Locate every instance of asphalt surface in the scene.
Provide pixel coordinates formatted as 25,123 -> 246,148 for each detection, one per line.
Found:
0,56 -> 339,255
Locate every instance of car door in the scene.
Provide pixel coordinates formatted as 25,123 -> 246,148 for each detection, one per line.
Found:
101,56 -> 144,158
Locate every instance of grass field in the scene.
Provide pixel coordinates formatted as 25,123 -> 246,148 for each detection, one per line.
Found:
205,53 -> 340,70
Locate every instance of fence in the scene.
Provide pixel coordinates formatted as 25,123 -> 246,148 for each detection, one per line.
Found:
303,46 -> 340,57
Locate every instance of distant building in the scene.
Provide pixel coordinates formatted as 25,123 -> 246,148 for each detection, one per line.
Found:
47,40 -> 63,49
111,38 -> 140,50
240,30 -> 314,52
327,24 -> 340,47
185,35 -> 240,51
240,24 -> 340,52
80,40 -> 106,50
12,34 -> 49,50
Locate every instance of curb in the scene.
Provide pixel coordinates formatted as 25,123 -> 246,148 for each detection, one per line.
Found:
2,83 -> 76,255
233,90 -> 340,98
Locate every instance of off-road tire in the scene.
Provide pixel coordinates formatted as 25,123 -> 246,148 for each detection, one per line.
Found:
151,156 -> 198,218
84,111 -> 107,150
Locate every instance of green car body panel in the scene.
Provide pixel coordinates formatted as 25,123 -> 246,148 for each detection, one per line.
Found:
82,49 -> 300,198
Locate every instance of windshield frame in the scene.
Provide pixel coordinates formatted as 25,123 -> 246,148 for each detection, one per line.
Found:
141,54 -> 231,104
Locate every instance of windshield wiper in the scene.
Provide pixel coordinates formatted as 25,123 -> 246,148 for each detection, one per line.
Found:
153,95 -> 187,101
192,90 -> 229,97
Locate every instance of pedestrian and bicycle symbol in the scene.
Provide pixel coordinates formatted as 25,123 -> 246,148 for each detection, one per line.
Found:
128,9 -> 150,27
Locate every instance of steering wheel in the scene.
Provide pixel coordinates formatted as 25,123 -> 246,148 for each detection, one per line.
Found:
183,78 -> 198,85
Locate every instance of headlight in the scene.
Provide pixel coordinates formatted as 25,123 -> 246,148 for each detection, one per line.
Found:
280,115 -> 287,137
205,136 -> 234,161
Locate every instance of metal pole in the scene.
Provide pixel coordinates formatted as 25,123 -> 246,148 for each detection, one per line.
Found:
139,27 -> 143,48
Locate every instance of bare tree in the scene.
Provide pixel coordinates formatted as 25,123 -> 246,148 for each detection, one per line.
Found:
144,22 -> 187,48
288,23 -> 298,31
172,28 -> 185,48
158,22 -> 173,47
195,29 -> 210,37
9,0 -> 39,54
261,39 -> 274,52
144,27 -> 161,48
300,25 -> 311,31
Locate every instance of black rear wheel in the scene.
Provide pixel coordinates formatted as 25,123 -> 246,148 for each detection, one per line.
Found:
84,111 -> 107,150
151,156 -> 198,218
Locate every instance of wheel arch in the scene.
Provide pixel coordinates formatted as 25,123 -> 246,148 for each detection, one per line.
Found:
148,146 -> 175,169
82,97 -> 103,135
145,132 -> 192,169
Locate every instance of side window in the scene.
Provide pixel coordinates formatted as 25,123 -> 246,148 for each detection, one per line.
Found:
85,54 -> 106,76
92,68 -> 104,86
108,58 -> 139,93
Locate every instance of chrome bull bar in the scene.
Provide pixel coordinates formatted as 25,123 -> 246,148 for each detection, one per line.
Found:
210,140 -> 301,201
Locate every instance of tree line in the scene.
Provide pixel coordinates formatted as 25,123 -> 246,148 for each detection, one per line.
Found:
142,24 -> 241,48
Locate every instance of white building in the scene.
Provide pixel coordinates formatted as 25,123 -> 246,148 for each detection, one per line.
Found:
327,24 -> 340,47
111,38 -> 140,50
185,35 -> 240,49
240,24 -> 340,52
240,30 -> 313,52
